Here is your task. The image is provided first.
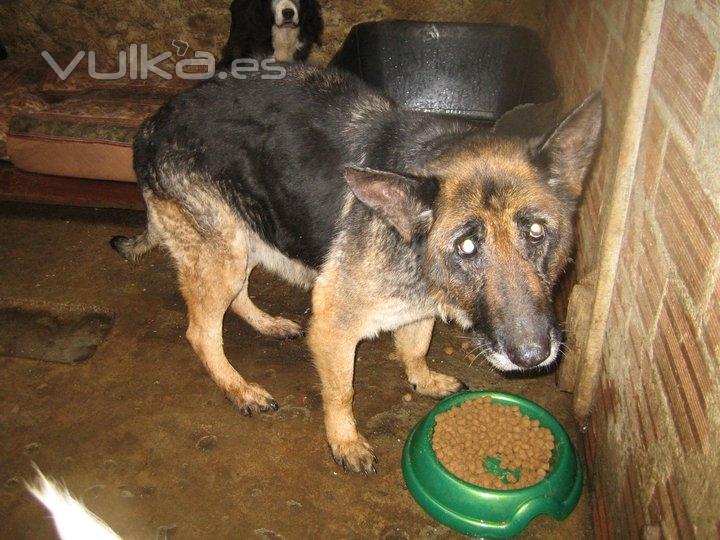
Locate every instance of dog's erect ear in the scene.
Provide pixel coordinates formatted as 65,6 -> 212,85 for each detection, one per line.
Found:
345,167 -> 438,242
533,92 -> 603,201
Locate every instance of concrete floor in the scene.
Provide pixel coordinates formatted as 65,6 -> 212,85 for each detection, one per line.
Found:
0,202 -> 593,539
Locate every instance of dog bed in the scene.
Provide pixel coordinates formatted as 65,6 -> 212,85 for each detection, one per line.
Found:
331,21 -> 558,123
7,89 -> 174,182
0,58 -> 49,160
5,60 -> 194,182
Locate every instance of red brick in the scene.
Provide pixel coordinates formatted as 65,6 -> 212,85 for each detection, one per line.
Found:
579,160 -> 604,251
575,214 -> 594,274
599,376 -> 615,418
665,288 -> 712,399
620,221 -> 636,274
624,459 -> 646,537
640,360 -> 662,447
586,6 -> 610,77
622,320 -> 657,453
608,290 -> 625,332
546,0 -> 575,38
549,0 -> 578,28
653,8 -> 716,141
600,0 -> 629,41
702,276 -> 719,356
648,483 -> 663,526
584,410 -> 598,463
649,478 -> 694,539
655,481 -> 678,538
639,100 -> 666,196
574,0 -> 593,53
623,1 -> 647,47
635,230 -> 667,333
571,57 -> 592,105
634,397 -> 650,450
655,138 -> 719,304
594,137 -> 611,195
548,27 -> 577,93
593,482 -> 613,540
666,477 -> 694,538
652,287 -> 710,450
603,36 -> 628,130
595,367 -> 610,429
618,261 -> 635,312
696,0 -> 720,26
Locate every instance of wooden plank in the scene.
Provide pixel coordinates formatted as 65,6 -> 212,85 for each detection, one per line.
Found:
0,162 -> 145,211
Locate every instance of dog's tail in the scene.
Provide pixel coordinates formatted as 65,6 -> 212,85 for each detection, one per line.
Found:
26,465 -> 122,540
110,228 -> 158,263
111,186 -> 160,263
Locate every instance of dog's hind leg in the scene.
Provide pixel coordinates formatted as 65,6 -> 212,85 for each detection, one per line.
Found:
155,199 -> 278,415
230,265 -> 304,339
229,234 -> 314,338
393,319 -> 467,399
181,262 -> 279,415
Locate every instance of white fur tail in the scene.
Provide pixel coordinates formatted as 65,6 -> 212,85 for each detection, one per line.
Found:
26,466 -> 121,540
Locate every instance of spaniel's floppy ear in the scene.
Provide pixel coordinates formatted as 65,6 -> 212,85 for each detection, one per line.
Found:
299,0 -> 324,45
221,0 -> 274,64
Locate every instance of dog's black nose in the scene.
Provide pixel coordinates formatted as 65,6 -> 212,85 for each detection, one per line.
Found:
282,8 -> 295,20
507,340 -> 551,369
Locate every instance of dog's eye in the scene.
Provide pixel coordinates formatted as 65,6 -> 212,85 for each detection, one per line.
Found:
457,237 -> 478,258
527,223 -> 546,243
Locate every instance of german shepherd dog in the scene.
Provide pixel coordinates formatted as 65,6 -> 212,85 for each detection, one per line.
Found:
112,64 -> 602,473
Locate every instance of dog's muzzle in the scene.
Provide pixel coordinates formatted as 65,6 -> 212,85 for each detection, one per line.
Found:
274,0 -> 299,26
473,327 -> 561,373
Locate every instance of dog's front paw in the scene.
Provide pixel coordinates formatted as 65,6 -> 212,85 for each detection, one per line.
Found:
228,383 -> 279,416
330,436 -> 377,474
263,317 -> 304,340
412,371 -> 468,399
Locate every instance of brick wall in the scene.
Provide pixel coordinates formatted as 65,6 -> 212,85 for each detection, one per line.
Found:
546,0 -> 720,537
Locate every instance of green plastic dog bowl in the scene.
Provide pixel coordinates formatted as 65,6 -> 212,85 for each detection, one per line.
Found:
402,391 -> 583,538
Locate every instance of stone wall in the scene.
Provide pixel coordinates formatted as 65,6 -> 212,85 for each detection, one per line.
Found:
0,0 -> 547,65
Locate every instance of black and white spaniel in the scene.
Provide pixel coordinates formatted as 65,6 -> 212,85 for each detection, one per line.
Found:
221,0 -> 323,65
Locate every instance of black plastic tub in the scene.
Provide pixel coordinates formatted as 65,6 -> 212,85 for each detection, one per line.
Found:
331,21 -> 558,124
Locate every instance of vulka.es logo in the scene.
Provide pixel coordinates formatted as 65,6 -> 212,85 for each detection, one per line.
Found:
41,43 -> 286,81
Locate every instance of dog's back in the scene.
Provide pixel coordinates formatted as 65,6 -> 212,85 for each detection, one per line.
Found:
132,66 -> 388,267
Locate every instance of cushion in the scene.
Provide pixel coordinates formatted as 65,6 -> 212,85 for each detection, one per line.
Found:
6,56 -> 198,180
7,88 -> 176,182
0,58 -> 49,159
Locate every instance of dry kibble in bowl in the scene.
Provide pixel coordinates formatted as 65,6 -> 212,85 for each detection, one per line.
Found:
432,396 -> 555,490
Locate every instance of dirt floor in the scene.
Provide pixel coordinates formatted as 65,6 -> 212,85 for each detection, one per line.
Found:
0,201 -> 593,539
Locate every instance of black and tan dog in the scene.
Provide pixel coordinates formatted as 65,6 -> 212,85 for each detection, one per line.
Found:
112,64 -> 601,473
